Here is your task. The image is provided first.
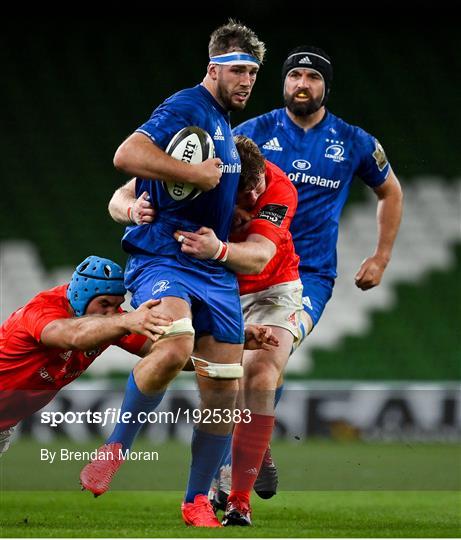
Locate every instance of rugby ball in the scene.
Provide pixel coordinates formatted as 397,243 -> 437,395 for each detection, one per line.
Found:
163,126 -> 215,201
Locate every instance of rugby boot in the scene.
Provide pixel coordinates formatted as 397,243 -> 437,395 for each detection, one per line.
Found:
209,463 -> 231,513
181,494 -> 222,527
79,442 -> 124,497
222,495 -> 252,526
254,445 -> 278,499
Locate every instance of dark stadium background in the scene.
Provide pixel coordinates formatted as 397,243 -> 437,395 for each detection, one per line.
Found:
1,14 -> 458,265
0,14 -> 460,538
1,13 -> 459,381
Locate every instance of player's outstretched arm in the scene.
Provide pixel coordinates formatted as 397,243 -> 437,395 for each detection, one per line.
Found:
40,299 -> 173,350
108,178 -> 155,225
113,132 -> 222,191
174,227 -> 276,274
355,170 -> 403,290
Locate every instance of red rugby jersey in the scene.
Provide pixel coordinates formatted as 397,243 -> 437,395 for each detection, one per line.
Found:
232,160 -> 300,295
0,284 -> 146,429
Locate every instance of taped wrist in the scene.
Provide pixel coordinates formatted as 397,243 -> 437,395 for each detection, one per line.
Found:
211,241 -> 229,262
127,206 -> 136,224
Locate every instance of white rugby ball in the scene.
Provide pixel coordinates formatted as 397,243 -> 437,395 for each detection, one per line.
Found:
163,126 -> 215,201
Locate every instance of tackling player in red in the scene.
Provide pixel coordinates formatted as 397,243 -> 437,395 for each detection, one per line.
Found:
0,255 -> 172,455
0,253 -> 275,459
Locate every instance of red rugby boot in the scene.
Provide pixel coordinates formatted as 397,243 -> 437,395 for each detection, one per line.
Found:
79,442 -> 124,497
181,494 -> 223,527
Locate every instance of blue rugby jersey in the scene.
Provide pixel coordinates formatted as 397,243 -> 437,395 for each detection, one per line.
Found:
122,84 -> 241,267
233,108 -> 391,279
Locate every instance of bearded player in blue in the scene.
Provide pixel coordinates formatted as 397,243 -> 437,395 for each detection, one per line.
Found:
227,46 -> 403,499
80,21 -> 266,528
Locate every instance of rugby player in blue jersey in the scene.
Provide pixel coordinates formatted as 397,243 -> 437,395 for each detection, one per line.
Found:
79,21 -> 266,528
231,45 -> 403,498
106,137 -> 301,527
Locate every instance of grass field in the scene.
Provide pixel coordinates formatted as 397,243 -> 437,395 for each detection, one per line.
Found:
1,490 -> 460,537
1,439 -> 460,537
2,438 -> 460,491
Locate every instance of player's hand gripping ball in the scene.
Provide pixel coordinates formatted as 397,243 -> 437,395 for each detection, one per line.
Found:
163,126 -> 215,201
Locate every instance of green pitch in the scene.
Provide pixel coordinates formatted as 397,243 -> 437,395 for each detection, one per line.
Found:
1,490 -> 459,537
1,439 -> 460,537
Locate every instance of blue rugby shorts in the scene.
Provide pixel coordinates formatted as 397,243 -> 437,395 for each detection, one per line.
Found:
125,254 -> 244,344
299,272 -> 334,327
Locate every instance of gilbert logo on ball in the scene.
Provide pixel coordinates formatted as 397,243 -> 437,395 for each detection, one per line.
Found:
163,126 -> 215,201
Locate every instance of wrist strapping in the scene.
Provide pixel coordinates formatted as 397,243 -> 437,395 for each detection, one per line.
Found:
211,240 -> 229,262
127,206 -> 136,224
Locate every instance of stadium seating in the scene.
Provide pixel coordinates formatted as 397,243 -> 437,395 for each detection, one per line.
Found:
1,23 -> 459,268
1,24 -> 459,381
289,178 -> 460,379
1,179 -> 459,380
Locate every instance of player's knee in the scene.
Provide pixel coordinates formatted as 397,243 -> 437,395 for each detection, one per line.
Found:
166,339 -> 194,372
245,357 -> 280,389
144,336 -> 193,380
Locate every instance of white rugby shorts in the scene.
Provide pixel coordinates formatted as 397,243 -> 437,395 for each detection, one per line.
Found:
240,280 -> 304,344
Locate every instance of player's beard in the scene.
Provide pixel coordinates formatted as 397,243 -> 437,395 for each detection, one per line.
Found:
216,80 -> 248,112
284,91 -> 323,117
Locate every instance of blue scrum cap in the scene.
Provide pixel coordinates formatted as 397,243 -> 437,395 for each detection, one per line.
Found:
66,255 -> 126,316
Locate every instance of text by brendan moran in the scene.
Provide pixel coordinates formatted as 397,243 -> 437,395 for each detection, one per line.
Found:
40,448 -> 159,464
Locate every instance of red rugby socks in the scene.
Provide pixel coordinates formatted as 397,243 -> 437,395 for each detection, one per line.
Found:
229,413 -> 275,503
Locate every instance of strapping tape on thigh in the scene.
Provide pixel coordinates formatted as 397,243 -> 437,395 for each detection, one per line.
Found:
190,356 -> 244,379
290,311 -> 312,354
158,317 -> 195,339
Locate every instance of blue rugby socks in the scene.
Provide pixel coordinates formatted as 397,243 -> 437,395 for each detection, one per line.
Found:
274,383 -> 284,407
185,428 -> 232,503
106,370 -> 165,451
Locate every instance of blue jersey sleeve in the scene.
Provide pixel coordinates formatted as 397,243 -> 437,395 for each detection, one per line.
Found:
355,129 -> 390,188
136,90 -> 207,150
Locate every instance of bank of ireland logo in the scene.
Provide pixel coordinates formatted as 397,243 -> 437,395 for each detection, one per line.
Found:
325,139 -> 345,162
292,159 -> 311,171
152,280 -> 170,296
